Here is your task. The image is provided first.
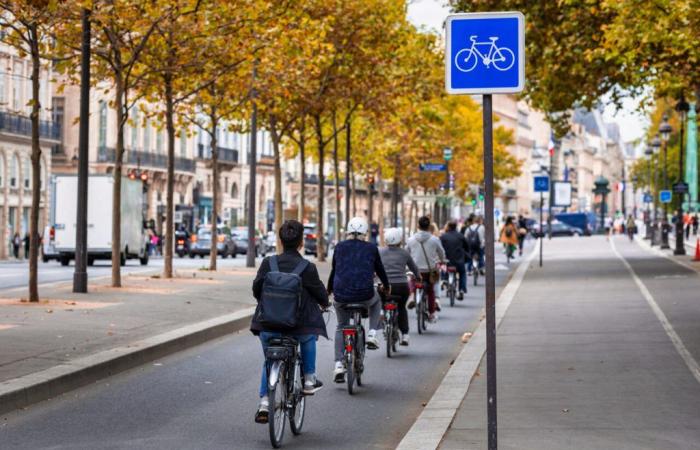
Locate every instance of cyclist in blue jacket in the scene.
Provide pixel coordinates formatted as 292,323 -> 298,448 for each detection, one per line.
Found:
327,217 -> 390,382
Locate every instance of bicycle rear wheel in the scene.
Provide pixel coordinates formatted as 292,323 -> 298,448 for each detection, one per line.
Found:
449,283 -> 456,307
268,363 -> 287,448
385,321 -> 393,358
346,346 -> 355,395
473,264 -> 478,286
416,294 -> 424,335
289,360 -> 305,435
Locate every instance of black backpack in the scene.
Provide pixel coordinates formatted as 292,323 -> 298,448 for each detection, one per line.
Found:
466,226 -> 481,250
257,256 -> 309,330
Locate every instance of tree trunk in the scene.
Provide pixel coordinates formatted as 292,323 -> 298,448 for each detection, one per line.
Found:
28,24 -> 41,302
269,115 -> 283,247
209,112 -> 219,271
163,74 -> 175,278
298,129 -> 306,222
332,112 -> 341,241
377,170 -> 385,246
111,76 -> 126,287
314,114 -> 326,261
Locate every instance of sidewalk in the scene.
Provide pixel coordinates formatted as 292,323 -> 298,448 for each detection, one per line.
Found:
438,235 -> 700,449
0,264 -> 276,414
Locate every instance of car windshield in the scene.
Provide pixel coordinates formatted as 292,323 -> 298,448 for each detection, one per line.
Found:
197,229 -> 211,239
234,230 -> 248,239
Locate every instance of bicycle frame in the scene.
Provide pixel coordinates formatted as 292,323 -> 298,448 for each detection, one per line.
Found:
468,37 -> 504,63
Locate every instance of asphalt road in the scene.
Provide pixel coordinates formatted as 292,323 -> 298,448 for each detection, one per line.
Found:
0,254 -> 265,291
0,243 -> 524,450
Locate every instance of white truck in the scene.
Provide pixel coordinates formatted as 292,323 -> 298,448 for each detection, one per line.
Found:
53,175 -> 149,266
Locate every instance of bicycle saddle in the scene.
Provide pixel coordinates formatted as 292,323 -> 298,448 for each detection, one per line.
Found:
340,303 -> 369,312
268,336 -> 299,347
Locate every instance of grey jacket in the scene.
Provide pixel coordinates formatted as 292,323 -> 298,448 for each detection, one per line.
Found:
379,246 -> 421,285
406,231 -> 445,272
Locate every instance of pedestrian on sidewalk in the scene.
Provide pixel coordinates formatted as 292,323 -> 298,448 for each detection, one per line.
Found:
12,232 -> 20,259
23,233 -> 30,259
251,219 -> 329,424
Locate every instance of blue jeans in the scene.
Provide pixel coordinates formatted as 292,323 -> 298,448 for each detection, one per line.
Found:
258,332 -> 316,398
455,262 -> 466,293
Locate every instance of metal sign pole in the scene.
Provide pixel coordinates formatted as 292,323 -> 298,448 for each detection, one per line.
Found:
482,93 -> 497,449
539,191 -> 543,267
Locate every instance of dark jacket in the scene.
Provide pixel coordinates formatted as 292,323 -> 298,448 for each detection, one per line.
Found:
251,249 -> 329,338
327,238 -> 390,303
440,230 -> 469,265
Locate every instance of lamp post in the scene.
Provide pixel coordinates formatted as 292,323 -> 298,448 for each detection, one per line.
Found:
632,175 -> 638,219
660,116 -> 672,248
644,146 -> 653,240
674,95 -> 690,255
593,176 -> 610,234
651,137 -> 661,245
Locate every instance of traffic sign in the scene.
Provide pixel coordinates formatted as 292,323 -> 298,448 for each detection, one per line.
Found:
443,147 -> 453,161
643,192 -> 653,203
445,12 -> 525,94
673,181 -> 689,194
419,163 -> 447,172
660,190 -> 672,203
533,175 -> 550,193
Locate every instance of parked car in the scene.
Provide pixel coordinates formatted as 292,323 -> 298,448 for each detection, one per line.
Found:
231,227 -> 263,256
41,225 -> 60,263
189,225 -> 236,258
555,212 -> 594,236
261,231 -> 276,256
531,220 -> 584,238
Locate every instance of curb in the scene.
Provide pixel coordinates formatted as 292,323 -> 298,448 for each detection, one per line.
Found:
0,306 -> 255,416
396,242 -> 538,450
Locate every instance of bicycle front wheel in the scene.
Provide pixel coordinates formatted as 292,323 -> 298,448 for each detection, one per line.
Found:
289,360 -> 305,435
492,47 -> 515,71
455,48 -> 478,72
268,363 -> 287,448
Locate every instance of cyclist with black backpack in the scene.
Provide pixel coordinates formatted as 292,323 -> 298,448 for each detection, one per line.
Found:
465,215 -> 485,275
251,220 -> 329,424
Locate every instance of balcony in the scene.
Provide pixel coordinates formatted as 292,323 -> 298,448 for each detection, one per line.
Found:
197,144 -> 238,165
97,146 -> 196,172
0,111 -> 61,140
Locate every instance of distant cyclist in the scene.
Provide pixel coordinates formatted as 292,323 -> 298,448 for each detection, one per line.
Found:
465,215 -> 485,275
439,221 -> 469,300
251,220 -> 329,424
407,216 -> 446,323
327,217 -> 390,382
379,227 -> 421,346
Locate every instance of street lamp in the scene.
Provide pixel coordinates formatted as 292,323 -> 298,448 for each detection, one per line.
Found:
632,174 -> 638,219
659,116 -> 672,249
650,136 -> 661,246
644,145 -> 653,240
674,95 -> 690,255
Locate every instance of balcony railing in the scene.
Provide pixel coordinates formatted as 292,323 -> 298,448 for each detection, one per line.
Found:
97,146 -> 196,172
0,111 -> 61,140
197,143 -> 239,164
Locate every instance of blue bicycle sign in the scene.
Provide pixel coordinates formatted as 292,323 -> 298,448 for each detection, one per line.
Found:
445,12 -> 525,95
455,36 -> 515,73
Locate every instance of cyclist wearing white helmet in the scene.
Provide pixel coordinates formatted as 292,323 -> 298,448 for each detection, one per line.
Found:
327,217 -> 390,382
379,228 -> 421,345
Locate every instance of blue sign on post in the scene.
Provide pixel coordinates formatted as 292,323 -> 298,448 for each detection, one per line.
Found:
445,12 -> 525,95
419,163 -> 447,172
660,190 -> 672,204
643,193 -> 653,204
534,175 -> 550,193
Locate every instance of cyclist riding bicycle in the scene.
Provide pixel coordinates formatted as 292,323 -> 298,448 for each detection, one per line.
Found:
328,217 -> 390,383
407,216 -> 446,323
466,215 -> 485,275
251,220 -> 329,424
439,221 -> 469,300
379,227 -> 421,346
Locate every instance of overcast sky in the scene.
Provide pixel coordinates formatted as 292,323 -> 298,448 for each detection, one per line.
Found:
405,0 -> 648,142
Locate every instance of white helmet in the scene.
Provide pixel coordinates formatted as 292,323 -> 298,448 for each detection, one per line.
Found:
346,217 -> 368,235
384,227 -> 402,246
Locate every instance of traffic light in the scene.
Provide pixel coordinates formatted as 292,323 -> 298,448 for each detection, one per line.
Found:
471,198 -> 477,206
478,187 -> 484,202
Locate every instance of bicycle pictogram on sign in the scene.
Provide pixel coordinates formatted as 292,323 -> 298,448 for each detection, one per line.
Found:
454,36 -> 515,73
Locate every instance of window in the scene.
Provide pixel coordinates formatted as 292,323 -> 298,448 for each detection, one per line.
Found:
156,129 -> 163,153
9,154 -> 18,188
131,109 -> 139,149
206,174 -> 211,192
52,97 -> 65,139
231,182 -> 238,198
144,120 -> 151,152
23,155 -> 30,189
12,61 -> 22,110
0,70 -> 6,104
179,129 -> 187,157
224,177 -> 229,194
98,100 -> 107,148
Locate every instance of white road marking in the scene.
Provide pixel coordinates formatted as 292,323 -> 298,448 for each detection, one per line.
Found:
611,238 -> 700,385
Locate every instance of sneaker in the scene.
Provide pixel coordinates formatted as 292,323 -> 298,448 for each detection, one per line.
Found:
333,361 -> 345,383
436,299 -> 442,312
303,375 -> 323,395
254,397 -> 269,424
407,298 -> 416,309
366,330 -> 380,350
457,291 -> 464,300
429,313 -> 438,323
400,334 -> 410,346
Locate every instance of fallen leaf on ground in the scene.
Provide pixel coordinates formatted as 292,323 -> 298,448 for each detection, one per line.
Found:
562,408 -> 569,413
461,332 -> 472,343
45,309 -> 53,313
